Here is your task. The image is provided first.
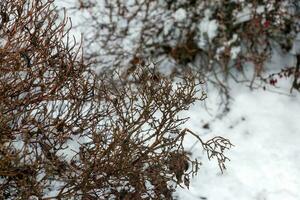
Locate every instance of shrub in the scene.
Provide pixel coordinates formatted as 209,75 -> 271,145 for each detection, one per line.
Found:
71,0 -> 300,93
0,0 -> 232,199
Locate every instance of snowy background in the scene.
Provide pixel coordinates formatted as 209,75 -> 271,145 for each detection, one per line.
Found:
176,81 -> 300,200
54,1 -> 300,199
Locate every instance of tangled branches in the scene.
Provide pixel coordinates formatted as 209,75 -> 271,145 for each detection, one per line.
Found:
0,0 -> 232,199
70,0 -> 300,95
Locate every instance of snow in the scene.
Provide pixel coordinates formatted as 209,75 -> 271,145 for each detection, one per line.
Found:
164,19 -> 174,36
197,9 -> 218,49
230,46 -> 241,59
173,8 -> 187,22
175,81 -> 300,200
215,34 -> 241,60
291,33 -> 300,55
234,4 -> 266,24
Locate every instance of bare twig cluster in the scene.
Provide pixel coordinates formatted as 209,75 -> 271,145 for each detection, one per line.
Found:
70,0 -> 300,95
0,0 -> 232,199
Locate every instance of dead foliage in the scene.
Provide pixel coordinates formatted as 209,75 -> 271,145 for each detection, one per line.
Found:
69,0 -> 300,100
0,0 -> 232,199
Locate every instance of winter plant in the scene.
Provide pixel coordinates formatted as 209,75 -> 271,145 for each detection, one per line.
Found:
0,0 -> 232,199
70,0 -> 300,96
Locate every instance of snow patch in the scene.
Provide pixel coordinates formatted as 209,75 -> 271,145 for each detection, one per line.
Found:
197,9 -> 218,49
173,8 -> 187,22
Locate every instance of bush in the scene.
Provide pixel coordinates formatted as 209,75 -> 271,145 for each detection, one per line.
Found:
71,0 -> 300,93
0,0 -> 232,199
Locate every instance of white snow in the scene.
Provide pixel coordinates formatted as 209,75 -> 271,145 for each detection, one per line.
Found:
235,5 -> 266,24
173,8 -> 187,22
231,46 -> 241,59
176,81 -> 300,200
215,34 -> 241,60
197,12 -> 219,48
164,19 -> 175,35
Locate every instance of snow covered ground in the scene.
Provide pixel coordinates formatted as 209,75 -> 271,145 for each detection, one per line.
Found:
176,82 -> 300,200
